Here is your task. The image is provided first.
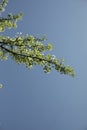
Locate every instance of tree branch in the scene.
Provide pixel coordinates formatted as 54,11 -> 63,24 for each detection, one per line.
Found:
0,44 -> 53,64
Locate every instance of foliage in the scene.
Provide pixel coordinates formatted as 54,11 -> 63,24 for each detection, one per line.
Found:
0,0 -> 75,85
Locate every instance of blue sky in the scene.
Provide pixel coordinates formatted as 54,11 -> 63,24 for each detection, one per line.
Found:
0,0 -> 87,130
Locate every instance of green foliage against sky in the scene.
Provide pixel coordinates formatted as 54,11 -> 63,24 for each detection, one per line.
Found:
0,0 -> 75,78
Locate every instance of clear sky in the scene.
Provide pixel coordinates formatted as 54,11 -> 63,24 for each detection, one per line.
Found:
0,0 -> 87,130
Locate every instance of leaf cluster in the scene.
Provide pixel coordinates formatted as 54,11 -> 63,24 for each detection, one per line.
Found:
0,13 -> 23,32
0,0 -> 8,13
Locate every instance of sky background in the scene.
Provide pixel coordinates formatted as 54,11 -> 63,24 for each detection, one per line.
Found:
0,0 -> 87,130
